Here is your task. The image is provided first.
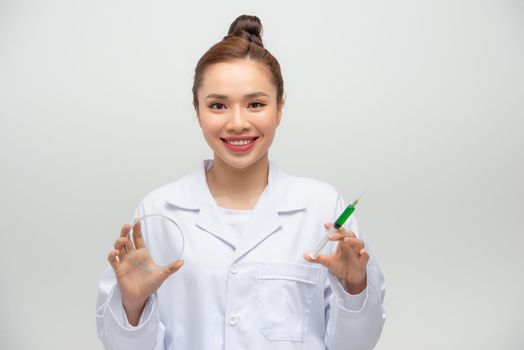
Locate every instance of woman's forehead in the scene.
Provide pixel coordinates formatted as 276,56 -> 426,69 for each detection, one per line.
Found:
200,59 -> 276,98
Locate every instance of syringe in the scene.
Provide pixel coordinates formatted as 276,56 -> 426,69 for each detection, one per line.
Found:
308,189 -> 367,259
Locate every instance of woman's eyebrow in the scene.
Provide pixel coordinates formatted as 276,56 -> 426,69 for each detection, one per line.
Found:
205,91 -> 269,99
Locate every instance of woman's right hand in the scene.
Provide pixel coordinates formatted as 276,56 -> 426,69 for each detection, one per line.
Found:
107,219 -> 184,326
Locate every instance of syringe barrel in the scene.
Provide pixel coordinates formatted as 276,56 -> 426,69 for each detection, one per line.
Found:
335,205 -> 355,228
309,225 -> 338,259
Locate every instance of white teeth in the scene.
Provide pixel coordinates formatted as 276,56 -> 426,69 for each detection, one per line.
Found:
226,139 -> 254,146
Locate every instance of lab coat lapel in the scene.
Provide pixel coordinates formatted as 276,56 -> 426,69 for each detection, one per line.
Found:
196,203 -> 239,249
193,160 -> 240,249
232,185 -> 281,262
165,160 -> 240,249
165,159 -> 307,255
232,160 -> 307,262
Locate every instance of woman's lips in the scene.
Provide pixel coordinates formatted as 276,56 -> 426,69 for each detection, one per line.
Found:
221,137 -> 258,153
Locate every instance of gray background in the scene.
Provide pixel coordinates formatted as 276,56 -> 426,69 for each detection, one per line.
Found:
1,0 -> 523,349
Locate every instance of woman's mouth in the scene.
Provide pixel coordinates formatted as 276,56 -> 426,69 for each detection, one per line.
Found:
221,137 -> 259,152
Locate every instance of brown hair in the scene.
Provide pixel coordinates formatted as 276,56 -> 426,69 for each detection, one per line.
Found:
192,15 -> 285,111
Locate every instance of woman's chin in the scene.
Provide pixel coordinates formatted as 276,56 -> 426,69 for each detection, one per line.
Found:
214,151 -> 268,171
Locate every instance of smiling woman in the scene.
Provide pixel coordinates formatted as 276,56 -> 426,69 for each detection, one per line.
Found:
96,14 -> 386,350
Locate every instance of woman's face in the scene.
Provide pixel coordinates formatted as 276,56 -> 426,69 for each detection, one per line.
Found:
196,59 -> 282,170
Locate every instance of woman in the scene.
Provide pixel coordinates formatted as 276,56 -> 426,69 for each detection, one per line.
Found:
96,14 -> 386,350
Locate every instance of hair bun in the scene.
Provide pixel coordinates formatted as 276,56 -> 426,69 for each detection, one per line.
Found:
225,15 -> 264,48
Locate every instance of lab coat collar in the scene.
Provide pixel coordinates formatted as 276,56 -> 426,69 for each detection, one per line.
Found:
165,159 -> 307,259
164,159 -> 307,213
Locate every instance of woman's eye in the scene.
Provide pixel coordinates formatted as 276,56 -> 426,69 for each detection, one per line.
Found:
209,103 -> 226,110
249,101 -> 266,108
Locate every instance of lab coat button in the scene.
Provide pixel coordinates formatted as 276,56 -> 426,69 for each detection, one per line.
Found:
229,264 -> 239,274
228,314 -> 238,326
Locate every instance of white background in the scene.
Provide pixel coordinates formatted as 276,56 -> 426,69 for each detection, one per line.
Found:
1,0 -> 523,349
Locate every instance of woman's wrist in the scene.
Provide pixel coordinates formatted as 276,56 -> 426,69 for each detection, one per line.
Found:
122,297 -> 148,326
344,275 -> 367,295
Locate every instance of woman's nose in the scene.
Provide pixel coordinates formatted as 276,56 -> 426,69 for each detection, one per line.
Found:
226,106 -> 250,131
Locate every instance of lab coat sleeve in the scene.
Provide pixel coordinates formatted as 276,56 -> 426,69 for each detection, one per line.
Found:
324,195 -> 387,350
95,201 -> 167,350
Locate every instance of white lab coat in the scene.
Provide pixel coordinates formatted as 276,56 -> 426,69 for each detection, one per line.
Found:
96,159 -> 386,350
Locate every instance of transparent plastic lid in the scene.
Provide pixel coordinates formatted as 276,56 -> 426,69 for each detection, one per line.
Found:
125,214 -> 185,272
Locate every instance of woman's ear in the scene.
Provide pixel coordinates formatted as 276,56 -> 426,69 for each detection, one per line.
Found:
193,100 -> 202,126
276,97 -> 285,126
195,108 -> 202,127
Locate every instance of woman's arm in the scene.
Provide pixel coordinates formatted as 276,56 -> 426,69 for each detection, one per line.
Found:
96,265 -> 167,350
96,202 -> 182,350
324,234 -> 387,350
312,195 -> 387,349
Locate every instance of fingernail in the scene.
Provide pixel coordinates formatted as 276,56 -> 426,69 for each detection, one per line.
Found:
328,233 -> 337,239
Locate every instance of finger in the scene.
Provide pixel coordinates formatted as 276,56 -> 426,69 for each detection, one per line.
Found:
120,223 -> 131,238
303,252 -> 331,268
114,237 -> 128,250
360,249 -> 370,265
114,237 -> 129,260
343,237 -> 365,255
166,259 -> 184,276
328,232 -> 349,241
107,249 -> 119,269
132,219 -> 145,249
324,222 -> 345,233
346,230 -> 357,238
119,223 -> 134,251
347,237 -> 365,250
328,229 -> 356,241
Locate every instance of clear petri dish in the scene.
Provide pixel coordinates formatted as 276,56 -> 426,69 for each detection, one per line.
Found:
125,214 -> 184,272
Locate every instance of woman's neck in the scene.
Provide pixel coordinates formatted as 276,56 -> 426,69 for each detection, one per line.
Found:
206,155 -> 269,210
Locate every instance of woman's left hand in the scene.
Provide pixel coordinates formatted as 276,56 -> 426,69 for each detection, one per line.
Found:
304,223 -> 369,294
